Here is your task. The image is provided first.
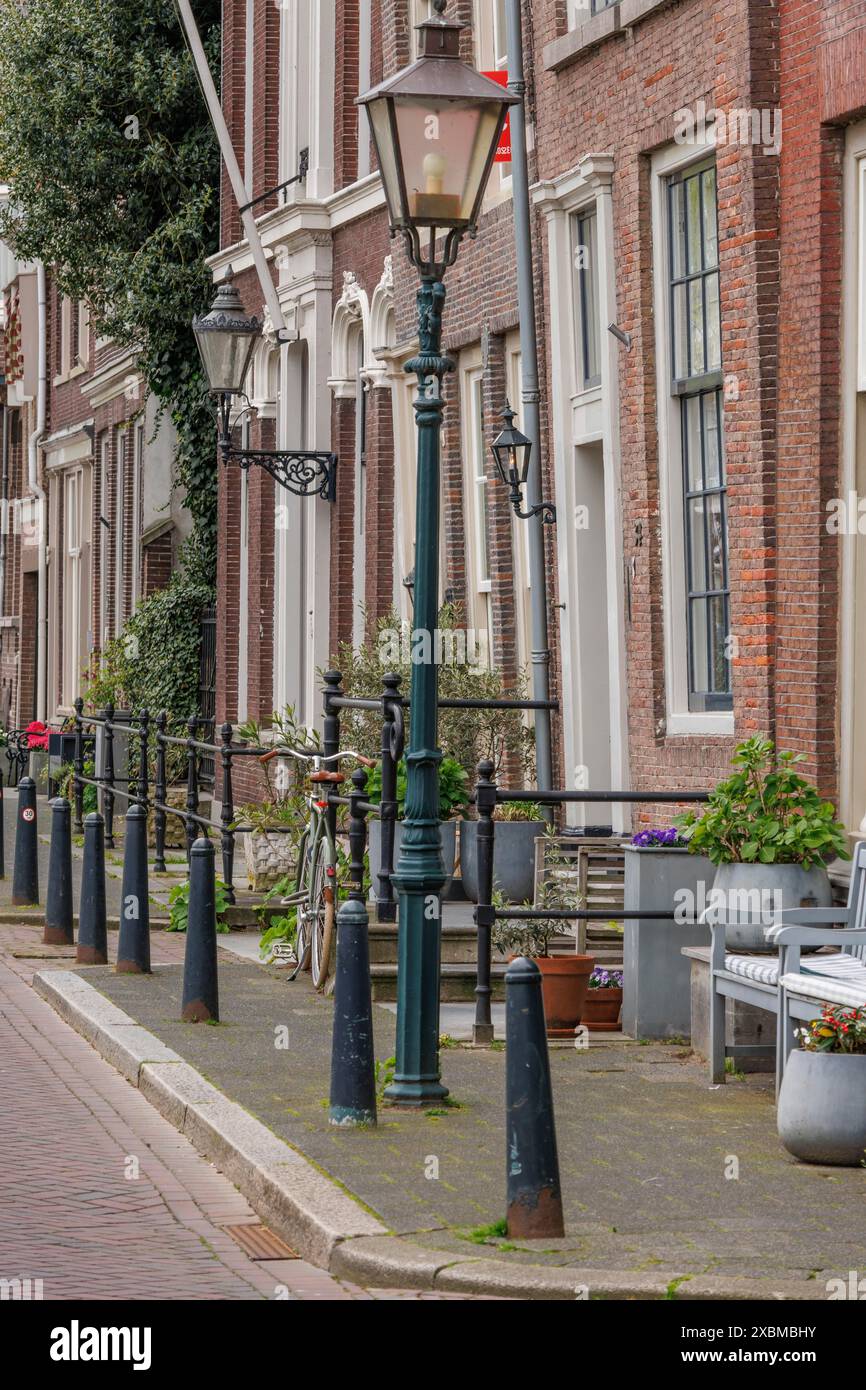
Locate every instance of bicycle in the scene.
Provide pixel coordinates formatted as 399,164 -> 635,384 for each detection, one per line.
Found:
258,745 -> 375,991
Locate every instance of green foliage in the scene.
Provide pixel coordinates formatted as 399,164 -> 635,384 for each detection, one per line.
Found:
491,835 -> 581,959
82,570 -> 213,727
676,737 -> 850,869
366,755 -> 469,821
332,605 -> 536,781
259,906 -> 298,959
234,705 -> 321,837
0,0 -> 221,576
497,800 -> 544,822
167,873 -> 231,933
54,759 -> 98,816
375,1055 -> 396,1100
798,1005 -> 866,1056
459,1219 -> 508,1245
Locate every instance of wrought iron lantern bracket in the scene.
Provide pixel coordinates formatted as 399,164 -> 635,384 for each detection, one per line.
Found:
217,393 -> 337,503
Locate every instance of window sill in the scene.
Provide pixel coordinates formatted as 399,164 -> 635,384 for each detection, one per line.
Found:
545,0 -> 675,73
664,711 -> 735,738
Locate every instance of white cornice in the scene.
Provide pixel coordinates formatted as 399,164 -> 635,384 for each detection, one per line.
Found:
532,153 -> 615,217
83,346 -> 143,409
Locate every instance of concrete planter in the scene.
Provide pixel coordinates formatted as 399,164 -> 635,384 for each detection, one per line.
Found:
368,818 -> 458,899
777,1050 -> 866,1166
623,845 -> 715,1040
243,829 -> 297,893
460,819 -> 543,904
710,862 -> 832,951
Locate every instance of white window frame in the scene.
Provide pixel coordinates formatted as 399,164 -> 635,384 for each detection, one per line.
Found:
62,470 -> 82,710
99,435 -> 110,647
114,429 -> 127,634
131,422 -> 144,609
409,0 -> 434,59
357,0 -> 372,180
279,0 -> 334,201
75,302 -> 90,371
504,338 -> 532,677
651,137 -> 734,737
459,349 -> 492,657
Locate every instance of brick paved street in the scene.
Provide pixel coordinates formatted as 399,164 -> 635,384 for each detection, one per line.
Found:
0,933 -> 479,1301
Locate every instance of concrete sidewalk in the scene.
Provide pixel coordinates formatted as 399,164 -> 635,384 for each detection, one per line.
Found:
31,946 -> 865,1300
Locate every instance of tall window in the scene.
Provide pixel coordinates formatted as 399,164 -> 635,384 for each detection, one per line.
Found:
98,435 -> 110,647
114,430 -> 127,634
572,208 -> 601,388
461,360 -> 492,655
667,160 -> 730,712
62,471 -> 82,708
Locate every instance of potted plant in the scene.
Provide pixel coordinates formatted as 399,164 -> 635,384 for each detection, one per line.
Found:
492,899 -> 594,1039
777,1005 -> 866,1166
366,756 -> 470,896
582,966 -> 624,1032
677,737 -> 849,951
623,825 -> 715,1038
234,707 -> 316,892
461,800 -> 546,904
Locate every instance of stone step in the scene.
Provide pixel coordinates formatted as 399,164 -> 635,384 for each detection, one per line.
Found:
370,962 -> 509,1003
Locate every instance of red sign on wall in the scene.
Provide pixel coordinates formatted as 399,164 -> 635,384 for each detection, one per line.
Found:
484,71 -> 512,164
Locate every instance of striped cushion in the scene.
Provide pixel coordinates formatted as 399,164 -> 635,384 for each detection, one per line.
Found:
802,954 -> 866,986
780,973 -> 866,1009
724,955 -> 779,986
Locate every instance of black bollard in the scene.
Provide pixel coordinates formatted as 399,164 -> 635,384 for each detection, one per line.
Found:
0,770 -> 5,880
329,767 -> 376,1127
44,798 -> 74,946
77,812 -> 108,965
12,776 -> 39,906
505,956 -> 565,1239
181,837 -> 219,1022
116,803 -> 151,974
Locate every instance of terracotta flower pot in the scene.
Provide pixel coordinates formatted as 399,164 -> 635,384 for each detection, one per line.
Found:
536,954 -> 595,1038
582,986 -> 623,1033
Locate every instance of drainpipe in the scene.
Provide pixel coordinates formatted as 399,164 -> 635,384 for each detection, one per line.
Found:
505,0 -> 553,801
27,260 -> 47,722
0,401 -> 8,623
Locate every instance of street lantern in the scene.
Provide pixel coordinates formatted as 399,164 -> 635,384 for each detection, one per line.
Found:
192,268 -> 337,501
192,268 -> 261,396
358,0 -> 516,273
357,0 -> 517,1108
491,401 -> 556,524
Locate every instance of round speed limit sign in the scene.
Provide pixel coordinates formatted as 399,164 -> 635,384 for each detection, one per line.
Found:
22,808 -> 35,822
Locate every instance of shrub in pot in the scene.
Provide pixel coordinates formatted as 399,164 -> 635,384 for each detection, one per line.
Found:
777,1005 -> 866,1166
233,707 -> 315,893
492,895 -> 594,1039
676,738 -> 849,950
461,800 -> 546,904
582,966 -> 624,1032
366,756 -> 469,896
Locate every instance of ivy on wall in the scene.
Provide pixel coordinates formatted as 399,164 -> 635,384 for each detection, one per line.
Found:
0,0 -> 222,583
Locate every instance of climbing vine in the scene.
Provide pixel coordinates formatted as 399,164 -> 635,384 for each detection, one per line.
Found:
0,0 -> 222,582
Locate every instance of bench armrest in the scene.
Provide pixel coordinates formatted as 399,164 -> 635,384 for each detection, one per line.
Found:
766,924 -> 866,947
767,907 -> 851,928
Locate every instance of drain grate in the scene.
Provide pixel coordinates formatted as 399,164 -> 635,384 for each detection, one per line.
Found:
222,1223 -> 299,1260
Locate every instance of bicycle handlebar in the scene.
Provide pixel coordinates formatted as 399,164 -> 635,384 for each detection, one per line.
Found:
258,745 -> 376,768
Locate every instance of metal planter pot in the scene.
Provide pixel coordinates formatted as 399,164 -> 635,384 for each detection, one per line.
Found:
368,818 -> 458,899
711,862 -> 832,951
777,1050 -> 866,1166
460,820 -> 543,904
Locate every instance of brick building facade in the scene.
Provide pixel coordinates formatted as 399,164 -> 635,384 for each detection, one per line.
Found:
210,1 -> 866,837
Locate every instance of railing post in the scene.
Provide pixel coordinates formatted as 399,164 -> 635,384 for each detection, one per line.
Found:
154,712 -> 168,875
376,672 -> 402,923
473,758 -> 498,1047
137,707 -> 150,811
329,767 -> 376,1128
73,696 -> 85,833
102,703 -> 116,849
220,722 -> 236,905
185,715 -> 199,862
322,670 -> 342,846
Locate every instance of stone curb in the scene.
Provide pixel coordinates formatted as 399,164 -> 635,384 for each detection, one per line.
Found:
32,969 -> 834,1302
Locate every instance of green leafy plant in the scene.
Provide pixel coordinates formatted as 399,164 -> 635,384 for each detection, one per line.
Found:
0,0 -> 222,580
497,800 -> 544,822
234,705 -> 321,838
366,756 -> 469,821
676,738 -> 850,869
491,835 -> 582,958
167,874 -> 231,933
375,1055 -> 396,1100
54,759 -> 98,816
798,1005 -> 866,1055
331,604 -> 536,780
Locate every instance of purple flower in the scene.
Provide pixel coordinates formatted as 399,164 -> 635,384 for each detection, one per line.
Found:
632,827 -> 685,848
589,967 -> 623,990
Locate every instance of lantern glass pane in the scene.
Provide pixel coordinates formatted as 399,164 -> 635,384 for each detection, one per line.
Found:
393,98 -> 501,224
194,326 -> 257,395
367,98 -> 405,224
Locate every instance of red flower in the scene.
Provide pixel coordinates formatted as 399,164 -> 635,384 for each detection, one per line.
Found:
25,720 -> 48,750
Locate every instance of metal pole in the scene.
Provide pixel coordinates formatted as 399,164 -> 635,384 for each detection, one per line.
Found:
505,0 -> 553,803
385,275 -> 450,1108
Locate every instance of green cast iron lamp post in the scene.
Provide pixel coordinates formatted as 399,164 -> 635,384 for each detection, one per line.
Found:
358,0 -> 516,1104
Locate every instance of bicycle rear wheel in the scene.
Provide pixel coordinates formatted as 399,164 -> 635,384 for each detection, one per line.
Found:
291,830 -> 312,975
308,836 -> 337,991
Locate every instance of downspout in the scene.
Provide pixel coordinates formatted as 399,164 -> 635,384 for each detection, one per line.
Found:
0,400 -> 8,623
505,0 -> 553,803
27,260 -> 47,722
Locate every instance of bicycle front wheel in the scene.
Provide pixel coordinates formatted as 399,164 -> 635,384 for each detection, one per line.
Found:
308,836 -> 337,991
